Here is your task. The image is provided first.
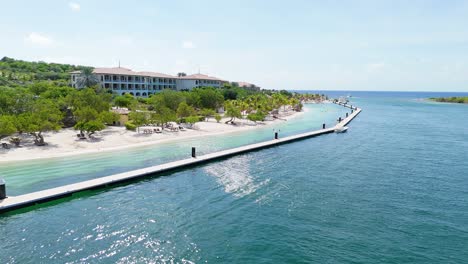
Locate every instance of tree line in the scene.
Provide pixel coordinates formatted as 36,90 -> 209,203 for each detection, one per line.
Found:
430,96 -> 468,104
0,56 -> 89,86
0,82 -> 118,145
0,80 -> 311,146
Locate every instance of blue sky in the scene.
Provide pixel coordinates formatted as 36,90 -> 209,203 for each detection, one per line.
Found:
1,0 -> 468,91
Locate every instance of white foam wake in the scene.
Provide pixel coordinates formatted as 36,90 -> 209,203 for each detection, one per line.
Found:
204,156 -> 267,197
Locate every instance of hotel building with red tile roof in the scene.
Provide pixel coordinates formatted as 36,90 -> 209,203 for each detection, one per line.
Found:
71,67 -> 228,97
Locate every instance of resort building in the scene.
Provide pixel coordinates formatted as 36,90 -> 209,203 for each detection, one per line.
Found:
71,67 -> 177,97
233,81 -> 261,91
177,73 -> 226,90
71,68 -> 227,97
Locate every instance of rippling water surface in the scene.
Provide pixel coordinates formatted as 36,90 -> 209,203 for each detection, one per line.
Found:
1,91 -> 468,263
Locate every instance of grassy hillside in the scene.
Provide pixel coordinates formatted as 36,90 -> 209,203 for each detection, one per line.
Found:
0,56 -> 90,85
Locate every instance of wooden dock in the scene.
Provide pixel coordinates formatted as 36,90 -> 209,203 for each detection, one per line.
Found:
0,105 -> 361,213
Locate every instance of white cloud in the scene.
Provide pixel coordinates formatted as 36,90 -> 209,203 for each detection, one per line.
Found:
182,41 -> 195,49
69,2 -> 80,12
25,32 -> 53,46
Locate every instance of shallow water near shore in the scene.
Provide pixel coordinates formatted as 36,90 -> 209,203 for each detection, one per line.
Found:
1,91 -> 468,263
1,103 -> 344,196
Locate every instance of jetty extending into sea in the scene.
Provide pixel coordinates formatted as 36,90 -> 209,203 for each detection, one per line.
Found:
0,103 -> 361,213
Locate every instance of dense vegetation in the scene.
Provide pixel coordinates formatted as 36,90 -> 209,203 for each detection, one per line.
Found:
0,83 -> 118,145
0,56 -> 89,86
430,97 -> 468,104
0,57 -> 325,148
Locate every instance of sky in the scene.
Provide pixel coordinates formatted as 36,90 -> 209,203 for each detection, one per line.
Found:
1,0 -> 468,91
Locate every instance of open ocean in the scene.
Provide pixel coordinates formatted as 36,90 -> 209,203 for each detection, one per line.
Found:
1,91 -> 468,263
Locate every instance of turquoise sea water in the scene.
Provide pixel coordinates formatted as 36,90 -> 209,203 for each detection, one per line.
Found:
1,91 -> 468,263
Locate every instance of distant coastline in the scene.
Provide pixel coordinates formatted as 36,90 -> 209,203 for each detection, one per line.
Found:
429,96 -> 468,104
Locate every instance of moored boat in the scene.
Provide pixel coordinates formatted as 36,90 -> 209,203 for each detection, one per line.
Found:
335,126 -> 348,133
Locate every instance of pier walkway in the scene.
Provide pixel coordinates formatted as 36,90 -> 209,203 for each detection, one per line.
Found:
0,104 -> 361,213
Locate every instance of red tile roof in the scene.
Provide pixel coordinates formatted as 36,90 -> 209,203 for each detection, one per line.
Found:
179,73 -> 225,81
92,67 -> 176,78
237,81 -> 257,87
71,67 -> 225,81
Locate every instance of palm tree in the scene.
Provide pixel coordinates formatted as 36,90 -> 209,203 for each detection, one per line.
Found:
76,68 -> 99,88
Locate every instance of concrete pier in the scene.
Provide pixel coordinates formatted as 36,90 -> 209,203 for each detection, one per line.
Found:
0,105 -> 361,213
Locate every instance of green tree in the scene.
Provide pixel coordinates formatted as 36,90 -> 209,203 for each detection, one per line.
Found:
0,115 -> 16,140
185,116 -> 199,128
128,111 -> 148,133
67,88 -> 111,113
152,106 -> 176,130
149,89 -> 186,111
214,114 -> 222,123
247,111 -> 266,123
67,88 -> 113,136
193,87 -> 224,109
199,108 -> 215,121
224,101 -> 242,124
114,94 -> 135,108
75,120 -> 105,137
26,99 -> 63,145
177,102 -> 195,119
100,111 -> 119,125
29,81 -> 53,95
75,68 -> 99,88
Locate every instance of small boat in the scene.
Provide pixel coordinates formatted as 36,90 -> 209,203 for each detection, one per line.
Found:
334,126 -> 348,133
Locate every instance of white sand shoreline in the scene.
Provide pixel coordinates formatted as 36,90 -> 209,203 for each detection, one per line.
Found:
0,109 -> 305,163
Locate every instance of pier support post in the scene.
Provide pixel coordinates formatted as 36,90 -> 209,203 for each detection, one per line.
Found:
191,147 -> 196,158
322,123 -> 326,129
0,179 -> 6,200
274,132 -> 279,140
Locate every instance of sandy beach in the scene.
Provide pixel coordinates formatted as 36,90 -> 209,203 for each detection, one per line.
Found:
0,109 -> 304,163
